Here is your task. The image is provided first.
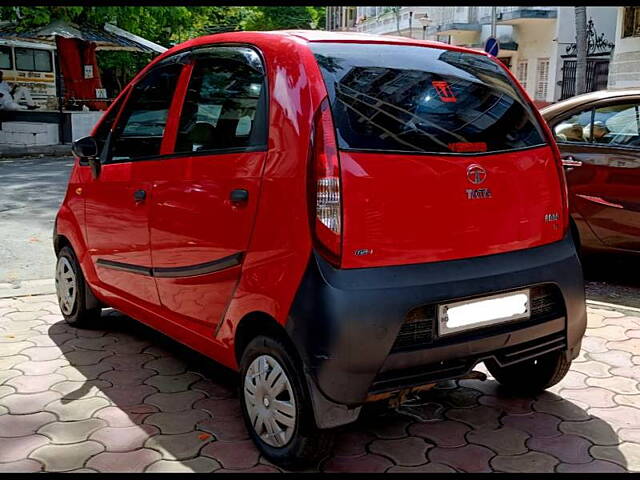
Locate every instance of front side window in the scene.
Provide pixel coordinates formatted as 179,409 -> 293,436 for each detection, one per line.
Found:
311,42 -> 545,154
15,48 -> 52,72
174,46 -> 267,154
0,46 -> 12,69
109,63 -> 183,162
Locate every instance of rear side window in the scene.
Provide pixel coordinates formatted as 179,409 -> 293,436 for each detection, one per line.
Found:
174,46 -> 267,154
311,43 -> 545,154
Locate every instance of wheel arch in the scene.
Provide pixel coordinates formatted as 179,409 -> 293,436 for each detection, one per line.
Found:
234,310 -> 299,366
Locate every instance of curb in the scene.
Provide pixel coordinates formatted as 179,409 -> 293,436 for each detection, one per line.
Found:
0,278 -> 55,298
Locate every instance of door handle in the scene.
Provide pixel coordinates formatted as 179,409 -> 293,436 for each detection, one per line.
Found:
561,156 -> 583,168
133,189 -> 147,203
230,189 -> 249,204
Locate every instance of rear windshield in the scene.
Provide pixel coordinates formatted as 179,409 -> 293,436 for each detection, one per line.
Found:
311,42 -> 546,154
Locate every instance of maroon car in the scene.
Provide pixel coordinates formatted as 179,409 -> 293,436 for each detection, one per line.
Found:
541,89 -> 640,255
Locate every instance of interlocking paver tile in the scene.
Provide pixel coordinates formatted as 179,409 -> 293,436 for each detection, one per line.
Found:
428,444 -> 494,472
144,431 -> 214,460
445,405 -> 501,430
619,428 -> 640,443
606,339 -> 640,356
144,372 -> 202,393
369,437 -> 431,466
591,443 -> 637,470
13,358 -> 71,376
467,426 -> 529,455
387,462 -> 456,473
532,398 -> 591,421
491,451 -> 559,473
557,459 -> 628,473
502,412 -> 562,438
0,385 -> 15,398
330,429 -> 376,457
427,387 -> 481,408
408,419 -> 470,447
0,459 -> 43,472
559,419 -> 620,446
6,311 -> 49,322
1,391 -> 62,415
94,404 -> 158,428
589,405 -> 640,430
64,350 -> 113,366
0,435 -> 49,463
572,360 -> 612,378
107,339 -> 153,355
528,434 -> 593,464
0,412 -> 56,437
144,357 -> 188,375
360,412 -> 413,439
144,409 -> 211,435
28,333 -> 75,347
589,326 -> 628,342
56,364 -> 113,381
193,397 -> 242,418
5,373 -> 66,394
562,387 -> 617,408
37,419 -> 107,444
102,353 -> 155,371
459,378 -> 501,396
63,336 -> 117,351
0,341 -> 35,356
0,332 -> 36,343
589,308 -> 624,318
145,457 -> 221,473
0,354 -> 28,370
590,350 -> 633,368
0,369 -> 22,383
85,449 -> 162,473
90,425 -> 159,452
190,379 -> 235,399
50,380 -> 111,400
98,369 -> 155,386
201,439 -> 261,469
20,345 -> 70,362
44,396 -> 111,421
101,385 -> 158,406
394,401 -> 445,423
581,336 -> 609,353
611,366 -> 640,380
145,390 -> 206,413
479,394 -> 534,415
587,376 -> 639,395
321,452 -> 394,473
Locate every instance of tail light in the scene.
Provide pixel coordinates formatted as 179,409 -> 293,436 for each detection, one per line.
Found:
310,98 -> 342,265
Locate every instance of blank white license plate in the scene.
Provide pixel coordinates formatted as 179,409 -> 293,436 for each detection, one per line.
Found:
438,289 -> 530,336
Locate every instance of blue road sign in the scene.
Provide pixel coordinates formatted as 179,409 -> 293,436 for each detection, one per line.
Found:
484,37 -> 499,57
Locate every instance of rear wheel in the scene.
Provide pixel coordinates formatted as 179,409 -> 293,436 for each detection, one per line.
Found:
55,246 -> 101,327
486,350 -> 571,394
239,335 -> 333,468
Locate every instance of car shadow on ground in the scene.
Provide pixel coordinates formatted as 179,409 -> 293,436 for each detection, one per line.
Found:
48,310 -> 628,473
583,252 -> 640,310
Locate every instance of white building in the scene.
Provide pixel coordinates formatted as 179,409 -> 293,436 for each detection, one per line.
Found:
329,7 -> 618,105
608,7 -> 640,89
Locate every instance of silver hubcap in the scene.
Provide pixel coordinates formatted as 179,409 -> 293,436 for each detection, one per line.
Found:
55,257 -> 77,315
244,355 -> 296,447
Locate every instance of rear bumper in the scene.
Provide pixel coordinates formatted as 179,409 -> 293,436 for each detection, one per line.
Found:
286,233 -> 586,425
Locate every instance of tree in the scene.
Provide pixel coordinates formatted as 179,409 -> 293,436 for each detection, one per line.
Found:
574,6 -> 588,95
241,6 -> 325,31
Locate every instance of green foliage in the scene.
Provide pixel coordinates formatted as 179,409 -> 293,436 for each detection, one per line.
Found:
242,6 -> 325,31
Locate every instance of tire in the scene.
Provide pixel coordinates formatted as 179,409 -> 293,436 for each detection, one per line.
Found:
55,246 -> 101,327
239,335 -> 333,469
486,350 -> 572,394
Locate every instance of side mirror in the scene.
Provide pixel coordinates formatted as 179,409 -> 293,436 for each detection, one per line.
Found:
72,136 -> 101,178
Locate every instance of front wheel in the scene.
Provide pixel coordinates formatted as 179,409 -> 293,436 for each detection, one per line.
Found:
55,246 -> 101,327
486,350 -> 572,394
239,335 -> 333,468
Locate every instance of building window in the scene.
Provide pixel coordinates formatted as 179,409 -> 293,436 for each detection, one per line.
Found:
516,60 -> 528,90
498,57 -> 512,69
535,58 -> 550,101
623,6 -> 640,38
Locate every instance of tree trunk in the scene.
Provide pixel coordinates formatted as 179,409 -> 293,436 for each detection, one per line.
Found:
394,7 -> 401,35
575,6 -> 588,95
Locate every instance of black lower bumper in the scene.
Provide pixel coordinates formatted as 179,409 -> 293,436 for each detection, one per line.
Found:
286,233 -> 586,427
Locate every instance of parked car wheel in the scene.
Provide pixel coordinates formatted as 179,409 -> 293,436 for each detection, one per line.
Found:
486,350 -> 571,394
239,335 -> 333,468
55,246 -> 101,327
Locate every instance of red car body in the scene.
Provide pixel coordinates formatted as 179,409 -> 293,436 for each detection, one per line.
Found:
54,30 -> 586,464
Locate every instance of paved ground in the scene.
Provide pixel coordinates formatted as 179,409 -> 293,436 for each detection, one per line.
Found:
0,296 -> 638,472
0,156 -> 73,284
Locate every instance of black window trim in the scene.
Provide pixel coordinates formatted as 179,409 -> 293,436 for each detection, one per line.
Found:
99,42 -> 269,166
336,143 -> 549,158
14,46 -> 53,73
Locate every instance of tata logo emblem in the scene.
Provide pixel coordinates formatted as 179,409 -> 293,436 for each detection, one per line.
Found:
466,164 -> 487,185
466,188 -> 492,200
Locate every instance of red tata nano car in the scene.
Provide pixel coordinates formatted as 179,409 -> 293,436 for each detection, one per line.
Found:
54,30 -> 586,466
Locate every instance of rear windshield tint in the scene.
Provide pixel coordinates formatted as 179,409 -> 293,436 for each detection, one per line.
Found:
310,42 -> 546,154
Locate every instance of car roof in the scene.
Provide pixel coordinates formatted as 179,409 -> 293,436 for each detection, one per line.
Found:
541,88 -> 640,118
